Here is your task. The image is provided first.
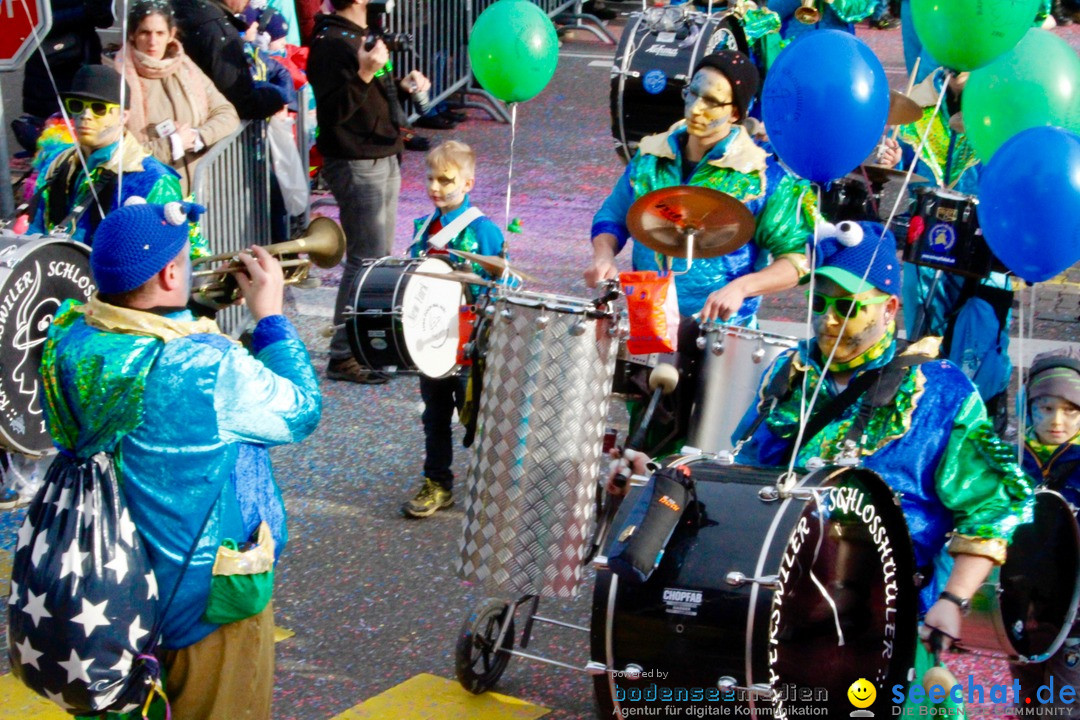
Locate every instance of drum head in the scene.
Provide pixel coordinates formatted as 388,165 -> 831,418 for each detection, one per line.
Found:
0,237 -> 94,455
769,467 -> 918,717
999,490 -> 1080,661
402,256 -> 465,379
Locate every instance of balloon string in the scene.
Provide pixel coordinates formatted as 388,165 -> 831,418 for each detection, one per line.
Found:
1016,282 -> 1033,464
118,0 -> 131,202
17,0 -> 106,216
504,102 -> 517,235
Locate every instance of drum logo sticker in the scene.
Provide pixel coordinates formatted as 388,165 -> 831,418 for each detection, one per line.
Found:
706,27 -> 738,55
644,41 -> 679,58
923,223 -> 958,266
662,587 -> 702,616
642,69 -> 667,95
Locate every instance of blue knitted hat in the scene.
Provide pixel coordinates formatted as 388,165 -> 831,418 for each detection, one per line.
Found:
800,220 -> 900,295
91,200 -> 205,294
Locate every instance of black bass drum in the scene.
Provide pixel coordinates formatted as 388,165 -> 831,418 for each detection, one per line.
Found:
0,234 -> 94,455
590,458 -> 918,718
611,8 -> 747,162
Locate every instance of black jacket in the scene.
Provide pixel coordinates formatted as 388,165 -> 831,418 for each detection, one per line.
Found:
307,13 -> 404,160
172,0 -> 285,120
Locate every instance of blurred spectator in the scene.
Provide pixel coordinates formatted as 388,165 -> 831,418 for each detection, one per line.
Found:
172,0 -> 288,119
12,0 -> 114,152
111,0 -> 240,196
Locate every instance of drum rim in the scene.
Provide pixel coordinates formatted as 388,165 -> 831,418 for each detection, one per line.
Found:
493,288 -> 602,314
696,323 -> 799,346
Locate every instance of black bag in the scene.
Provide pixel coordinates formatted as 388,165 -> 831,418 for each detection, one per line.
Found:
7,453 -> 163,715
607,465 -> 697,584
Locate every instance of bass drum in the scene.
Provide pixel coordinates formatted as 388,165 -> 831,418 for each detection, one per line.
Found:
611,9 -> 747,162
345,255 -> 466,377
0,234 -> 94,456
591,458 -> 918,718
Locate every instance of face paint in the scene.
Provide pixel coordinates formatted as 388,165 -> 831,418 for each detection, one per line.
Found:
812,281 -> 891,364
1031,396 -> 1080,446
683,68 -> 736,143
73,105 -> 124,151
427,167 -> 470,210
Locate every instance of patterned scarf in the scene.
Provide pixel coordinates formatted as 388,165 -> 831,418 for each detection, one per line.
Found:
825,321 -> 896,373
112,41 -> 208,146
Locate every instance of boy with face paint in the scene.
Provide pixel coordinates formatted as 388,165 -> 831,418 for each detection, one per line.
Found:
28,66 -> 187,246
1010,349 -> 1080,709
587,50 -> 813,325
728,221 -> 1032,692
401,141 -> 503,518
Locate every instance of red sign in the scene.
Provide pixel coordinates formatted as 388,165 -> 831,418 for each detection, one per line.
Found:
0,0 -> 52,70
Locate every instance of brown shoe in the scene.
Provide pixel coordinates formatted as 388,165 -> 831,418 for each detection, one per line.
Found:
326,357 -> 390,384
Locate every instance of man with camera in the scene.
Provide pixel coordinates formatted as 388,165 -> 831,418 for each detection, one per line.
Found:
308,0 -> 432,384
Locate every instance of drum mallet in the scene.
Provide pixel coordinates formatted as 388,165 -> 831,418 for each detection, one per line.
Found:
611,363 -> 680,489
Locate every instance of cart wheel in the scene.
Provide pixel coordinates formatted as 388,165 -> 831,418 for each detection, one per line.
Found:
455,598 -> 515,694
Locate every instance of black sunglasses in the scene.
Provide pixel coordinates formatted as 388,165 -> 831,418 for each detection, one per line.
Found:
64,97 -> 117,118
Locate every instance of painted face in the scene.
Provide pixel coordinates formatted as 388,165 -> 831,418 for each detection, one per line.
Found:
1031,396 -> 1080,447
426,166 -> 472,210
682,68 -> 737,144
811,278 -> 893,364
67,98 -> 125,151
132,13 -> 175,59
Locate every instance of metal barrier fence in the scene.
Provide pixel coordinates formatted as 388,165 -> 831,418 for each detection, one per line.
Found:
191,119 -> 271,335
383,0 -> 613,122
295,83 -> 313,227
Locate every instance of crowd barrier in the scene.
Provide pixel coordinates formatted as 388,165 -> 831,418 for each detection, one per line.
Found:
191,119 -> 271,336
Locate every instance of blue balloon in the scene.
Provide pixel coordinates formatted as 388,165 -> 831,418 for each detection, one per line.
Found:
978,127 -> 1080,283
761,30 -> 889,184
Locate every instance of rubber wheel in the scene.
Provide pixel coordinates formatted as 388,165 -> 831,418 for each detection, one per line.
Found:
455,598 -> 515,694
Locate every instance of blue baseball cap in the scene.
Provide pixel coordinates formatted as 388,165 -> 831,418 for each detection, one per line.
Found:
801,220 -> 900,295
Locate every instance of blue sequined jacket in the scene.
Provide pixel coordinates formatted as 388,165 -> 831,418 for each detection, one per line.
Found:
42,301 -> 321,649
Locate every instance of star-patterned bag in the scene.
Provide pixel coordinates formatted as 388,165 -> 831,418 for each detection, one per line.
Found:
7,452 -> 164,715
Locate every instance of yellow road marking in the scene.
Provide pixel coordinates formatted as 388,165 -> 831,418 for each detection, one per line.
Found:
331,673 -> 550,720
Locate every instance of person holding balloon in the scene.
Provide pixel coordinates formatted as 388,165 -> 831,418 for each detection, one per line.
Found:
586,50 -> 813,325
307,0 -> 432,384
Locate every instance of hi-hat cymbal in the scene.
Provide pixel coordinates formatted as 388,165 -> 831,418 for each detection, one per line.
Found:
859,164 -> 929,185
948,112 -> 966,134
888,90 -> 922,126
409,269 -> 498,287
447,249 -> 538,282
625,186 -> 755,259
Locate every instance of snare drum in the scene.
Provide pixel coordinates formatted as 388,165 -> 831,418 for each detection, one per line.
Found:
964,490 -> 1080,662
458,290 -> 617,599
688,324 -> 797,453
591,458 -> 917,717
0,234 -> 94,456
821,176 -> 879,222
903,187 -> 1006,279
611,9 -> 747,162
345,256 -> 466,377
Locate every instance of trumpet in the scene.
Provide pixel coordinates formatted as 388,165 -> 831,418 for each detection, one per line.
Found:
794,0 -> 821,23
192,216 -> 346,303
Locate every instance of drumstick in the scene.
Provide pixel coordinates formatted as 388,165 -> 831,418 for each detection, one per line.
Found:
889,58 -> 921,143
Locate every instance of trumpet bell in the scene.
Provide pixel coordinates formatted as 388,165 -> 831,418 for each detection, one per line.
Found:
794,0 -> 820,23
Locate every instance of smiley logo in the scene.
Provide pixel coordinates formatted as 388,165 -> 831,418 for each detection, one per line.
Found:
848,678 -> 876,709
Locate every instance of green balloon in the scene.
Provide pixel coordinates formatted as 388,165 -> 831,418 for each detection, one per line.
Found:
468,0 -> 559,104
962,29 -> 1080,162
911,0 -> 1041,72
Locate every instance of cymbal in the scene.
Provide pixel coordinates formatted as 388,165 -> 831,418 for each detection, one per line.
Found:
948,112 -> 965,134
859,164 -> 929,185
447,249 -> 538,282
409,269 -> 498,287
625,186 -> 755,259
888,90 -> 922,126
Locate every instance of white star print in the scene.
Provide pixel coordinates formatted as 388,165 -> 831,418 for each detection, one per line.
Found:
58,539 -> 88,580
8,579 -> 19,606
52,487 -> 72,510
22,589 -> 51,627
16,518 -> 34,551
119,508 -> 136,547
128,615 -> 149,648
15,636 -> 43,670
30,533 -> 49,568
111,649 -> 133,675
70,598 -> 110,637
43,687 -> 74,711
145,572 -> 158,601
104,551 -> 130,582
58,648 -> 93,684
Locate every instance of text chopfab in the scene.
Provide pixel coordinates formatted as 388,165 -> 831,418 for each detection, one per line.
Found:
891,676 -> 1078,706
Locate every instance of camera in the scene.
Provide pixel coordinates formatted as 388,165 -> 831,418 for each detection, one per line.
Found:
365,0 -> 413,53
